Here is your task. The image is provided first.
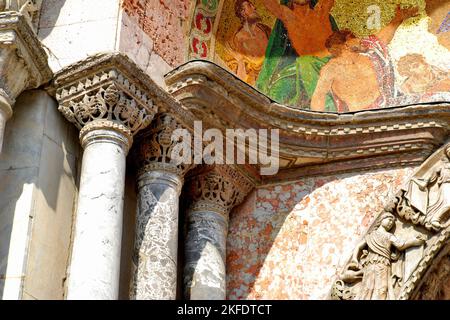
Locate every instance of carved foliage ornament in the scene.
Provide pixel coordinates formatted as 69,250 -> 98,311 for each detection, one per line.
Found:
188,166 -> 254,216
61,83 -> 152,135
56,68 -> 157,140
0,12 -> 52,104
136,113 -> 194,176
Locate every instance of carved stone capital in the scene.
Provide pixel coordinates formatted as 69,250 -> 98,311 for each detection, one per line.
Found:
135,113 -> 194,178
0,11 -> 52,113
0,1 -> 42,31
187,165 -> 254,217
54,54 -> 161,148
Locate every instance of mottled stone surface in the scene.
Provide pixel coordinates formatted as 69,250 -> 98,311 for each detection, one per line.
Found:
120,0 -> 190,67
119,11 -> 172,88
130,171 -> 182,300
66,129 -> 128,300
227,167 -> 417,300
184,210 -> 228,300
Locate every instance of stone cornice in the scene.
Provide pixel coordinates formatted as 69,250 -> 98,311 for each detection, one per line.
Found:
51,53 -> 197,133
165,60 -> 450,182
0,11 -> 52,101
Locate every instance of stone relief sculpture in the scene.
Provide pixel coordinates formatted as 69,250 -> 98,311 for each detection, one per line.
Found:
334,212 -> 426,300
401,144 -> 450,231
332,142 -> 450,300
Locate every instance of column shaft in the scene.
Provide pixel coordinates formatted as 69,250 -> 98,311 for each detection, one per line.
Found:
184,209 -> 228,300
0,95 -> 12,152
130,170 -> 182,300
66,129 -> 129,300
0,108 -> 7,152
183,166 -> 254,300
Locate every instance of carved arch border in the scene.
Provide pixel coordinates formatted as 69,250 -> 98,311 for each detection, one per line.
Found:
399,227 -> 450,300
331,141 -> 450,300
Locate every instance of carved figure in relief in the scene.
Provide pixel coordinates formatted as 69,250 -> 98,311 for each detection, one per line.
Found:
404,144 -> 450,230
344,212 -> 425,300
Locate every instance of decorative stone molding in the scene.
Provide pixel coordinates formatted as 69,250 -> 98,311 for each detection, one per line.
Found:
0,0 -> 42,31
0,11 -> 51,150
411,246 -> 450,300
187,165 -> 255,216
135,113 -> 194,177
0,12 -> 51,98
53,53 -> 167,147
52,52 -> 197,130
331,142 -> 450,300
165,60 -> 450,183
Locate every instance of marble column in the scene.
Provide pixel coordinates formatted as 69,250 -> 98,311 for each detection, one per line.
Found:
0,12 -> 52,152
130,114 -> 193,300
54,61 -> 157,299
0,96 -> 11,151
66,124 -> 131,300
184,166 -> 254,300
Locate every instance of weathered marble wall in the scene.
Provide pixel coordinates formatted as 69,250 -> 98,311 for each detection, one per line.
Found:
227,166 -> 417,300
38,0 -> 121,71
37,0 -> 190,86
119,0 -> 191,87
0,90 -> 80,300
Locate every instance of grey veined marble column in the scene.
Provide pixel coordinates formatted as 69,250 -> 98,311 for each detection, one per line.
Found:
130,113 -> 192,300
55,74 -> 156,299
184,166 -> 254,300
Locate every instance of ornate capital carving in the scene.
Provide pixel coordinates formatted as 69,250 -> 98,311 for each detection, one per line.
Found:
54,54 -> 160,146
187,165 -> 254,216
0,12 -> 52,112
135,113 -> 193,177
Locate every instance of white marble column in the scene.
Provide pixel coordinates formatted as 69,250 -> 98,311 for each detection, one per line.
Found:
66,126 -> 131,300
0,13 -> 52,152
130,114 -> 192,300
54,58 -> 157,299
184,166 -> 253,300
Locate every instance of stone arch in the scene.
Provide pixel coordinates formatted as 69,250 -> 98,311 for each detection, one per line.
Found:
399,228 -> 450,299
331,141 -> 450,300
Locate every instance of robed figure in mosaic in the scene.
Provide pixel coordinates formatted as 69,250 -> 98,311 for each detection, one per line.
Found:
256,0 -> 420,111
